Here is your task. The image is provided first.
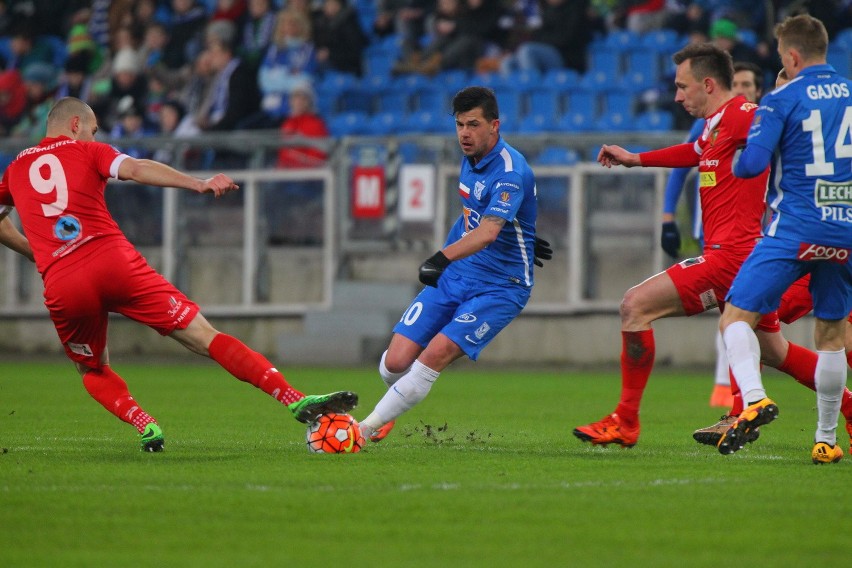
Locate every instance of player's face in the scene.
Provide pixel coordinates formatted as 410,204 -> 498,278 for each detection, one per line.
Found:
673,60 -> 708,118
455,107 -> 498,163
732,70 -> 760,102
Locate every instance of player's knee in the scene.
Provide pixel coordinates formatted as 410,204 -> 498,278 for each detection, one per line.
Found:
620,287 -> 646,326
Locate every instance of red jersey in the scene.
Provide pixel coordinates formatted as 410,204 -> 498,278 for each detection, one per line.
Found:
693,96 -> 768,250
0,136 -> 129,275
277,113 -> 329,168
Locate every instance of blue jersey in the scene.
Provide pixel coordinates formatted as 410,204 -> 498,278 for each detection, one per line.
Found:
663,117 -> 705,239
445,136 -> 537,287
747,64 -> 852,247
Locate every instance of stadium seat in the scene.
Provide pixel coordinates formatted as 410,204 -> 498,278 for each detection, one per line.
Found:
604,29 -> 642,53
368,111 -> 400,135
491,86 -> 523,123
375,89 -> 411,114
534,146 -> 580,166
413,86 -> 449,113
435,69 -> 470,92
640,29 -> 683,53
736,28 -> 758,48
827,45 -> 851,80
527,88 -> 562,121
603,90 -> 635,116
596,111 -> 634,132
328,111 -> 371,137
515,111 -> 557,134
635,109 -> 674,132
543,68 -> 581,91
588,48 -> 622,78
557,110 -> 596,132
363,48 -> 398,79
624,49 -> 660,92
403,110 -> 444,134
564,89 -> 597,117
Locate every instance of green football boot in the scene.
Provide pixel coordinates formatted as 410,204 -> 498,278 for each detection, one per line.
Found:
140,423 -> 165,452
288,391 -> 358,423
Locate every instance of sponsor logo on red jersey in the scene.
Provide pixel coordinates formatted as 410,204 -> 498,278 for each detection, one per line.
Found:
797,243 -> 850,263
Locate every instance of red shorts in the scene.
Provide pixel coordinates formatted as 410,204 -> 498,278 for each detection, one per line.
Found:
778,274 -> 813,324
666,248 -> 780,333
42,239 -> 199,368
778,273 -> 852,324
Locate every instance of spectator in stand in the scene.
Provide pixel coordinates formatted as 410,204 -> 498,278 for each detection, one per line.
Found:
3,22 -> 62,71
664,1 -> 711,38
90,47 -> 149,133
161,0 -> 209,71
623,0 -> 669,33
257,9 -> 318,122
197,33 -> 261,132
277,83 -> 329,168
109,95 -> 155,159
211,0 -> 247,24
239,0 -> 277,70
269,82 -> 330,245
394,0 -> 493,76
709,18 -> 778,74
313,0 -> 369,77
11,62 -> 59,143
0,69 -> 27,135
55,51 -> 95,101
500,0 -> 591,75
374,0 -> 436,68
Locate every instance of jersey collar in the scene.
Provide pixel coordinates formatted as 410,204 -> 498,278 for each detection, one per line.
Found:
466,136 -> 505,171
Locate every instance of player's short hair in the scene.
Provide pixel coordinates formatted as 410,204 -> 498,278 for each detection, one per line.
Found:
775,14 -> 828,60
452,86 -> 499,121
47,96 -> 93,127
672,43 -> 734,90
734,61 -> 764,93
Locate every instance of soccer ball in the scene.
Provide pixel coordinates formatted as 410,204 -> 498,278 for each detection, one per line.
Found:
306,413 -> 364,454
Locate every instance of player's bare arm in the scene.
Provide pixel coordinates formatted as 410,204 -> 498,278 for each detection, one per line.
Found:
117,158 -> 239,198
443,215 -> 505,260
0,216 -> 34,262
597,145 -> 641,168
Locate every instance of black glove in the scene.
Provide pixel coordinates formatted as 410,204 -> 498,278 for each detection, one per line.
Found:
534,237 -> 553,267
419,250 -> 451,287
660,221 -> 681,258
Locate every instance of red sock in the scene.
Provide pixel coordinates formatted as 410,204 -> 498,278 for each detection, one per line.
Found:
615,330 -> 654,427
82,366 -> 156,433
777,341 -> 817,390
729,368 -> 743,415
208,333 -> 304,405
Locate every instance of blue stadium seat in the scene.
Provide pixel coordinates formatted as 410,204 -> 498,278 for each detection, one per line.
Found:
368,111 -> 401,135
413,86 -> 449,113
492,86 -> 523,123
603,90 -> 635,116
364,48 -> 398,79
596,111 -> 634,132
827,45 -> 851,79
393,73 -> 433,93
328,111 -> 371,136
403,110 -> 443,134
624,49 -> 661,92
635,109 -> 674,132
435,69 -> 470,92
640,29 -> 683,53
564,89 -> 597,117
543,68 -> 581,92
557,111 -> 597,132
515,111 -> 557,134
604,29 -> 642,53
375,89 -> 411,114
588,48 -> 622,78
834,28 -> 852,51
736,28 -> 758,48
526,88 -> 563,120
534,146 -> 579,166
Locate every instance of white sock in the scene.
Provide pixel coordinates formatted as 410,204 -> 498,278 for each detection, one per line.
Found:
714,330 -> 730,386
360,360 -> 439,436
815,349 -> 846,446
379,350 -> 409,388
723,321 -> 765,404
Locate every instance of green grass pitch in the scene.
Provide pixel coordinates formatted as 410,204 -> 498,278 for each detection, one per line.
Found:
1,359 -> 850,567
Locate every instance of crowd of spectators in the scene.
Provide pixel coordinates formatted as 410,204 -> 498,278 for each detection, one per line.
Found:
0,0 -> 849,163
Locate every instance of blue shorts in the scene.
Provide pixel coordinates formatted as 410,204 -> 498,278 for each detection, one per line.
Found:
726,236 -> 852,320
392,272 -> 531,361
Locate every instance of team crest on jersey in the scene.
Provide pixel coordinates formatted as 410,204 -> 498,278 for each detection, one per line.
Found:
54,215 -> 81,241
741,102 -> 758,111
709,128 -> 720,146
474,181 -> 485,200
